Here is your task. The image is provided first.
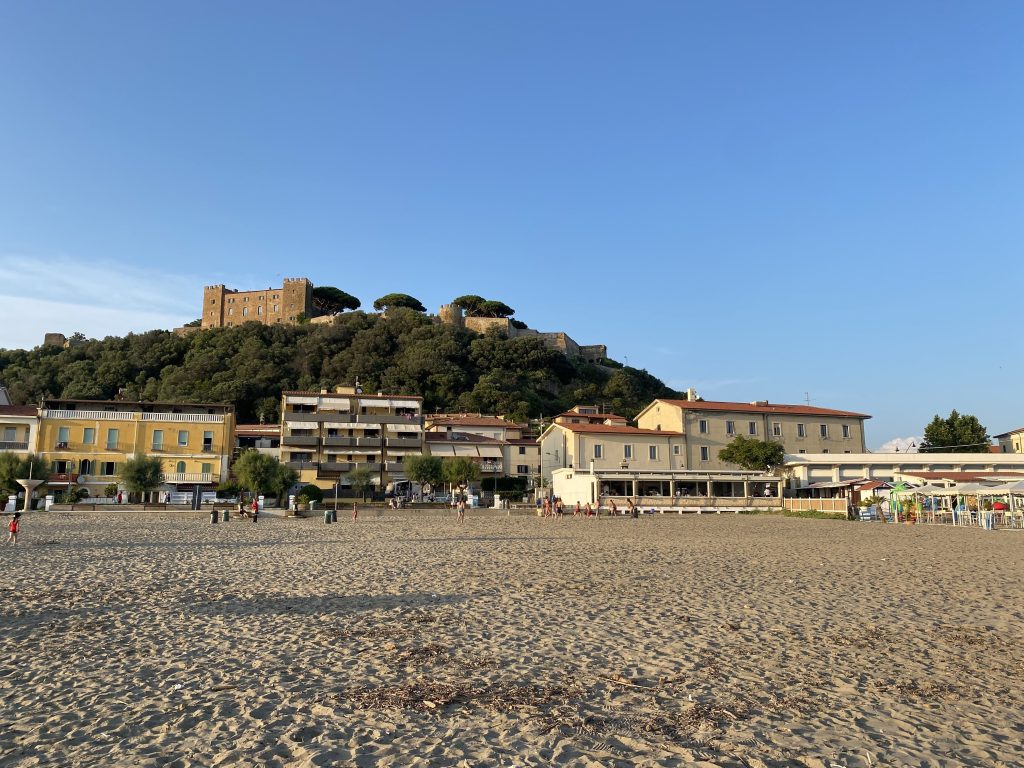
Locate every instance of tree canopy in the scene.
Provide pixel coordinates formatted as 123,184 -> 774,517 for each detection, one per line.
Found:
346,467 -> 374,500
717,436 -> 786,472
0,310 -> 678,422
441,456 -> 481,488
311,286 -> 361,315
373,293 -> 425,312
120,456 -> 164,498
234,450 -> 296,499
403,454 -> 443,489
451,295 -> 515,318
920,410 -> 990,453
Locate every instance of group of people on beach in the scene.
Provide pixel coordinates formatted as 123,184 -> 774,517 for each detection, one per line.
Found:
537,496 -> 639,519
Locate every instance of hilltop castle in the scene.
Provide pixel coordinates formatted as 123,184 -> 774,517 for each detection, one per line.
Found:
438,304 -> 607,363
201,278 -> 314,329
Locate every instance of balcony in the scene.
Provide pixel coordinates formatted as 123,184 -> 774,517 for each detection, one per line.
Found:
480,460 -> 503,473
282,435 -> 319,447
162,472 -> 215,484
0,441 -> 29,451
141,413 -> 224,423
384,437 -> 421,449
41,409 -> 134,421
48,472 -> 79,484
283,412 -> 421,426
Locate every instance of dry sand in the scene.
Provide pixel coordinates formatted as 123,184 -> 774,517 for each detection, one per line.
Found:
1,510 -> 1022,767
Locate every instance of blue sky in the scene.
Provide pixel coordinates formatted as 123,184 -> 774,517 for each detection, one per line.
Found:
1,2 -> 1022,447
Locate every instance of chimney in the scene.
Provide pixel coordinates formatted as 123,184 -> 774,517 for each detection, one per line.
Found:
751,400 -> 769,407
686,387 -> 699,402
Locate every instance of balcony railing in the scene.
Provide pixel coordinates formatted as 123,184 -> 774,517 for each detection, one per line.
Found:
284,412 -> 421,426
384,437 -> 421,449
161,472 -> 215,484
41,409 -> 134,421
142,413 -> 224,423
48,472 -> 79,484
0,441 -> 29,451
282,435 -> 319,447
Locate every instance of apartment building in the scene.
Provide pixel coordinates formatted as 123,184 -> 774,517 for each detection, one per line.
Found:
201,277 -> 313,329
552,406 -> 629,427
36,399 -> 235,497
0,405 -> 38,457
634,394 -> 870,470
425,414 -> 526,441
279,387 -> 423,492
425,432 -> 505,482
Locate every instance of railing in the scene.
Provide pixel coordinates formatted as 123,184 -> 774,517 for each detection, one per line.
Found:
603,495 -> 781,511
783,498 -> 849,514
283,412 -> 422,425
480,461 -> 503,473
77,474 -> 117,484
282,435 -> 319,447
0,441 -> 28,451
318,461 -> 355,473
48,473 -> 79,484
141,413 -> 224,423
161,472 -> 215,484
384,437 -> 421,449
41,409 -> 135,421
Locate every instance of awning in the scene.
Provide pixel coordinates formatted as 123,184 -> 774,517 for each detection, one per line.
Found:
287,396 -> 319,405
476,446 -> 503,458
427,444 -> 457,456
285,421 -> 315,429
323,422 -> 351,429
452,444 -> 479,456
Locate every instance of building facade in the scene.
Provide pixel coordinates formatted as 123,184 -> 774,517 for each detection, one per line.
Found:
0,405 -> 38,457
36,399 -> 235,497
201,278 -> 313,329
784,451 -> 1024,488
635,394 -> 870,470
279,387 -> 423,493
995,427 -> 1024,454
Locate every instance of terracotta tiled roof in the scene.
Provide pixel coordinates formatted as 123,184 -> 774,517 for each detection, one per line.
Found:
0,405 -> 37,417
425,432 -> 504,444
656,399 -> 871,419
554,411 -> 628,422
506,438 -> 541,445
557,423 -> 683,436
427,415 -> 522,428
994,427 -> 1024,437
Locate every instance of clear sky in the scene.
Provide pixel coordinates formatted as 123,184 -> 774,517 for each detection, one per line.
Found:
1,2 -> 1022,447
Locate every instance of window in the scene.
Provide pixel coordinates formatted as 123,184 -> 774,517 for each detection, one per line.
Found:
80,459 -> 92,475
698,419 -> 709,434
256,306 -> 262,315
797,423 -> 806,438
242,307 -> 249,317
819,424 -> 829,438
516,464 -> 530,474
227,307 -> 234,316
623,444 -> 633,460
700,446 -> 710,461
152,430 -> 164,450
203,431 -> 213,451
178,430 -> 188,447
518,446 -> 526,455
106,428 -> 119,450
648,445 -> 658,460
273,304 -> 279,312
3,426 -> 15,442
798,449 -> 806,454
772,422 -> 782,437
593,444 -> 603,459
842,424 -> 851,439
201,462 -> 212,474
176,461 -> 186,473
726,421 -> 735,435
748,421 -> 757,436
100,461 -> 116,476
83,427 -> 95,445
57,426 -> 70,447
673,445 -> 680,455
822,449 -> 830,454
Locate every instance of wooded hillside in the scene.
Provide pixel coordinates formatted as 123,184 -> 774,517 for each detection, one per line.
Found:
0,310 -> 678,423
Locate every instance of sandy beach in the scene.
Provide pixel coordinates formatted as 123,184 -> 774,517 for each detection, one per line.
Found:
1,510 -> 1021,767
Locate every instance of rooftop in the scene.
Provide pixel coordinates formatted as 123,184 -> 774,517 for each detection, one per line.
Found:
555,423 -> 683,436
654,399 -> 871,419
42,399 -> 234,412
0,405 -> 37,417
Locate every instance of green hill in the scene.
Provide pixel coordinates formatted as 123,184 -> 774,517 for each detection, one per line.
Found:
0,309 -> 678,423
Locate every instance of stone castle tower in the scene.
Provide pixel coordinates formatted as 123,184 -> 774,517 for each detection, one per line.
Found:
438,304 -> 465,328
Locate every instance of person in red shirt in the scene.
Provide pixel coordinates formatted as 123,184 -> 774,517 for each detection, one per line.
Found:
6,513 -> 21,545
251,498 -> 259,523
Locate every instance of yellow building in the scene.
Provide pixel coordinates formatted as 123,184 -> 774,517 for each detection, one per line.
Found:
37,399 -> 235,498
280,386 -> 423,493
634,392 -> 870,470
201,277 -> 313,329
995,427 -> 1024,454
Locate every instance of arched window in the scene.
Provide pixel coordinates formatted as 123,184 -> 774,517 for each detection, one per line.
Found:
80,459 -> 92,476
176,461 -> 186,473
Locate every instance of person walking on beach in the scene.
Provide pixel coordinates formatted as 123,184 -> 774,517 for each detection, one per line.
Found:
5,513 -> 20,545
351,502 -> 358,522
627,498 -> 638,519
573,501 -> 581,517
251,497 -> 259,524
456,497 -> 466,523
608,499 -> 618,517
584,502 -> 593,518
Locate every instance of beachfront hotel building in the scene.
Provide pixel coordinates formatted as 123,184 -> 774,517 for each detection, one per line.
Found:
201,278 -> 313,329
634,392 -> 870,470
279,387 -> 423,493
36,399 -> 236,498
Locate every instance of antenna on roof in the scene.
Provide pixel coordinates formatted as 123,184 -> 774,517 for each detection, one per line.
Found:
805,392 -> 811,405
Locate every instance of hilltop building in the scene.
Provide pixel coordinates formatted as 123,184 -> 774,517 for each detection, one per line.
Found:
201,278 -> 313,329
437,304 -> 607,363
